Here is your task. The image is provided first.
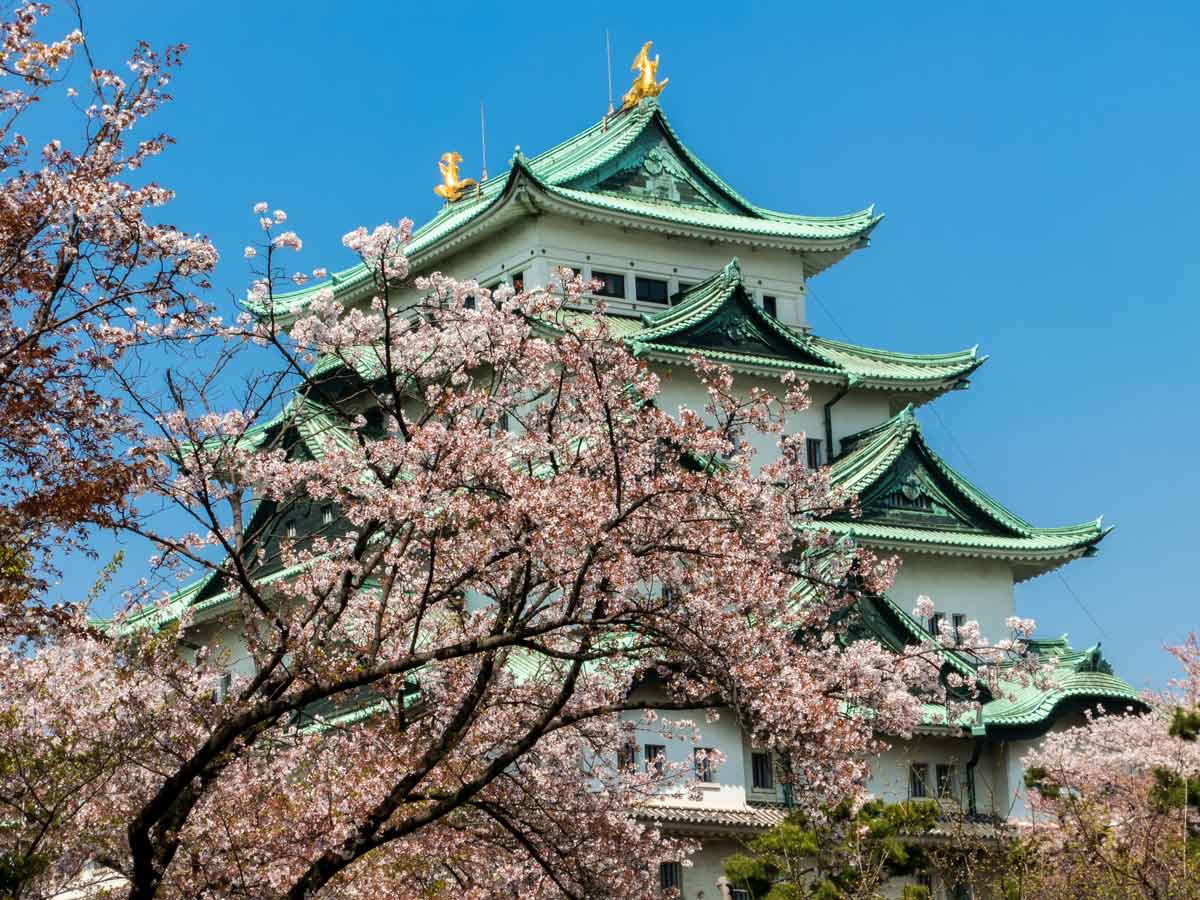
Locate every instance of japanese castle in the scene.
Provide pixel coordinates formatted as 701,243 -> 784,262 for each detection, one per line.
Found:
144,47 -> 1139,900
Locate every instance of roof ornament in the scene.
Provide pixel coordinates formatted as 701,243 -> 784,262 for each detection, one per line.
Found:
433,151 -> 475,203
621,40 -> 668,110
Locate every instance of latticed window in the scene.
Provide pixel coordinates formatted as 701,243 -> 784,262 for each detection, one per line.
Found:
321,505 -> 334,526
635,276 -> 669,304
937,763 -> 959,801
909,762 -> 929,799
751,750 -> 774,790
694,747 -> 715,782
928,612 -> 945,639
645,744 -> 666,777
659,861 -> 682,891
952,613 -> 966,646
805,437 -> 823,468
592,271 -> 625,298
617,740 -> 637,772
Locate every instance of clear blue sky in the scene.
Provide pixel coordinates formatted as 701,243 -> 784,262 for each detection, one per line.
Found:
57,1 -> 1198,686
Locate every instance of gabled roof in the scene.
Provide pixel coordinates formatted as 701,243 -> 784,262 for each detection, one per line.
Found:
823,407 -> 1110,580
607,259 -> 983,394
248,98 -> 882,323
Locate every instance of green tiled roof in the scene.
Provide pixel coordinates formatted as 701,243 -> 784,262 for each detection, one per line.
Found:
617,259 -> 982,392
247,98 -> 882,322
820,407 -> 1109,579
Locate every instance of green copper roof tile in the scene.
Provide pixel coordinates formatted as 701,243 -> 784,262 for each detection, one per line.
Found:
820,407 -> 1109,576
248,99 -> 880,322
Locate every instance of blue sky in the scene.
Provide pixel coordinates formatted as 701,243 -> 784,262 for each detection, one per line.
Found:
54,1 -> 1198,686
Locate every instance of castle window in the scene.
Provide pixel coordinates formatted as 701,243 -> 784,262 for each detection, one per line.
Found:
694,747 -> 715,782
928,612 -> 945,639
937,763 -> 960,801
805,437 -> 824,468
909,762 -> 930,799
645,744 -> 666,777
463,294 -> 476,310
592,271 -> 625,298
762,294 -> 778,317
510,271 -> 525,292
285,519 -> 297,539
659,861 -> 682,891
617,739 -> 637,771
751,750 -> 774,790
321,505 -> 334,525
635,276 -> 669,304
952,613 -> 966,646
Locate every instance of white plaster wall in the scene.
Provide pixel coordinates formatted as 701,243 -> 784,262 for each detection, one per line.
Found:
868,734 -> 1009,818
683,838 -> 742,900
889,555 -> 1016,648
619,694 -> 750,808
650,364 -> 892,470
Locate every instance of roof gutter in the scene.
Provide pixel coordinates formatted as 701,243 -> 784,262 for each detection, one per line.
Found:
823,375 -> 861,462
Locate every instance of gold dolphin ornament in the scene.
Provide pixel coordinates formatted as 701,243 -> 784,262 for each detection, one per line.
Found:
434,151 -> 475,203
622,41 -> 668,110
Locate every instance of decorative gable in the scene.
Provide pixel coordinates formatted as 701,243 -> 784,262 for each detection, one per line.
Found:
565,123 -> 744,213
859,446 -> 996,532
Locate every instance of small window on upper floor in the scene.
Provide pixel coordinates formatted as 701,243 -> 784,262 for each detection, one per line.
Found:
936,763 -> 960,801
751,750 -> 774,791
617,739 -> 637,772
909,762 -> 930,799
645,743 -> 666,777
952,613 -> 966,646
510,271 -> 525,292
592,271 -> 625,298
805,437 -> 824,468
694,747 -> 716,783
463,294 -> 476,310
635,276 -> 669,304
659,861 -> 682,891
928,612 -> 945,640
762,294 -> 778,317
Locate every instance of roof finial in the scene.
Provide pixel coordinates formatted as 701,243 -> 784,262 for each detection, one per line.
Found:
434,151 -> 475,203
622,40 -> 668,110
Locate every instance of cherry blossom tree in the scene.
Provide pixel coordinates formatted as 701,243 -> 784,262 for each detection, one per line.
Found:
0,1 -> 217,628
1013,636 -> 1200,899
0,6 -> 1045,898
0,196 -> 1010,899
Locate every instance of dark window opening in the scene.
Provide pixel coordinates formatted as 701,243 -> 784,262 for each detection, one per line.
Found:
805,437 -> 824,468
463,294 -> 476,310
592,271 -> 625,298
635,276 -> 669,304
952,613 -> 966,646
762,294 -> 778,317
909,762 -> 929,799
937,763 -> 959,800
510,271 -> 525,292
659,861 -> 682,891
645,744 -> 666,777
751,751 -> 774,790
694,747 -> 715,783
321,505 -> 334,525
617,740 -> 637,771
928,612 -> 945,639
